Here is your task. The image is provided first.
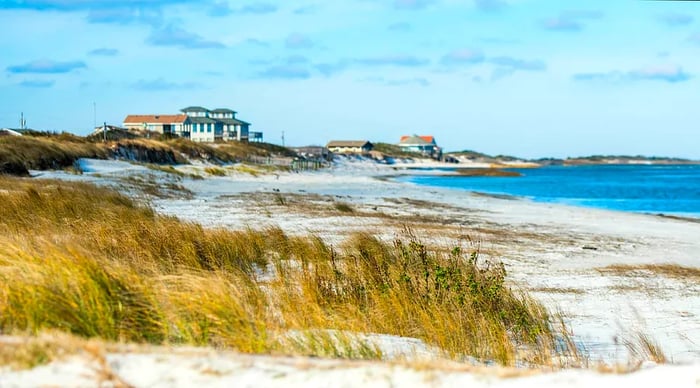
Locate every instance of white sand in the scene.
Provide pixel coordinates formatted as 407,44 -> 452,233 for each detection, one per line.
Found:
2,345 -> 700,388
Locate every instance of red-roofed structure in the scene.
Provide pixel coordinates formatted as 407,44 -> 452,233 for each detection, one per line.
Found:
123,114 -> 188,135
123,114 -> 188,124
398,134 -> 442,159
400,135 -> 435,144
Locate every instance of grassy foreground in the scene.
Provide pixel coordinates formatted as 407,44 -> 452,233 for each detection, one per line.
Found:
0,177 -> 572,366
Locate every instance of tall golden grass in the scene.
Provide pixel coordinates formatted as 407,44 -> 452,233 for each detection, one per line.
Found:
0,136 -> 109,175
0,176 -> 575,366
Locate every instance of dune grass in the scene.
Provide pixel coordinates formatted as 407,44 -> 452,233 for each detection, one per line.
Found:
0,176 -> 574,366
623,332 -> 667,365
0,132 -> 300,177
0,136 -> 109,175
334,202 -> 355,213
204,166 -> 228,176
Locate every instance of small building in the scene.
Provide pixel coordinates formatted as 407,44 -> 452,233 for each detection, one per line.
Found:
326,140 -> 373,154
0,128 -> 23,137
398,135 -> 442,159
123,114 -> 188,136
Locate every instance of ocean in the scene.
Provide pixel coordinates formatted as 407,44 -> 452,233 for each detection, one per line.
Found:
399,164 -> 700,218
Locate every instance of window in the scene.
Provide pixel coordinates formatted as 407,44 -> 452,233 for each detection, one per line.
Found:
207,123 -> 212,132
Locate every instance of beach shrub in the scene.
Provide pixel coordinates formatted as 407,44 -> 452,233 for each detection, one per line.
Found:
204,167 -> 227,176
269,231 -> 552,364
334,202 -> 354,213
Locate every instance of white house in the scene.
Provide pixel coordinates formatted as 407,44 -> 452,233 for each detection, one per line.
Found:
181,106 -> 251,143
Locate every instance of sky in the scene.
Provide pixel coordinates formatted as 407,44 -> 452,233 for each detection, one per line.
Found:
1,0 -> 700,159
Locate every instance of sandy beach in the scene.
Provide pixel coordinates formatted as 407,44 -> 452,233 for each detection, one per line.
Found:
4,158 -> 699,386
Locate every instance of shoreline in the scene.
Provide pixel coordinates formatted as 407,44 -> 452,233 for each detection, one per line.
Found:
392,167 -> 700,222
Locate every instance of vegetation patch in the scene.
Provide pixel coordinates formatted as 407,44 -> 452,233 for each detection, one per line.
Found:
144,163 -> 187,177
372,143 -> 420,158
204,167 -> 227,176
454,169 -> 522,177
0,136 -> 109,176
0,132 -> 300,176
597,264 -> 700,282
0,177 -> 576,366
334,202 -> 355,213
232,164 -> 261,177
217,141 -> 297,159
623,332 -> 667,365
531,287 -> 585,295
117,175 -> 193,199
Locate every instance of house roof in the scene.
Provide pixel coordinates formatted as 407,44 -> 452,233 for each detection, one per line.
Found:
210,108 -> 237,114
187,117 -> 217,124
399,135 -> 436,145
219,118 -> 250,126
180,106 -> 209,113
123,114 -> 188,124
327,140 -> 372,148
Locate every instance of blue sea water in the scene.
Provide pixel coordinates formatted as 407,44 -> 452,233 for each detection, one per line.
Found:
399,165 -> 700,218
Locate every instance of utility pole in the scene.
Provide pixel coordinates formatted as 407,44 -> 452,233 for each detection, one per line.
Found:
20,112 -> 25,129
103,122 -> 107,143
281,131 -> 285,147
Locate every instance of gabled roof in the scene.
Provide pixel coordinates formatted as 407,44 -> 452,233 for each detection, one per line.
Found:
210,108 -> 237,114
220,118 -> 250,126
327,140 -> 372,148
123,114 -> 188,124
399,135 -> 436,145
180,106 -> 209,113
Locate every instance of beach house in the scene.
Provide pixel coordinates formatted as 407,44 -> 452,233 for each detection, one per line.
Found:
180,106 -> 253,143
123,106 -> 262,143
326,140 -> 374,154
398,135 -> 442,159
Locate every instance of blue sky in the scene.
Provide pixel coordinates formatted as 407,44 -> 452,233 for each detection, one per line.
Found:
1,0 -> 700,158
